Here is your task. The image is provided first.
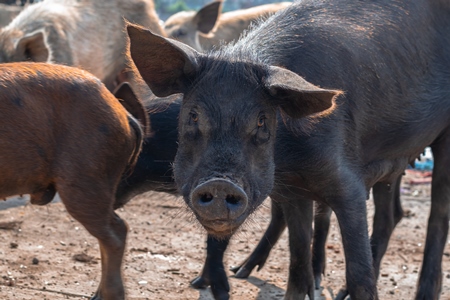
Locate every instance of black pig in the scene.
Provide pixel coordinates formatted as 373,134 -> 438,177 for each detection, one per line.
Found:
128,0 -> 450,298
115,95 -> 180,206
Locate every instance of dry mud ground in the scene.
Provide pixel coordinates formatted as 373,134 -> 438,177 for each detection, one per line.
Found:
0,170 -> 448,300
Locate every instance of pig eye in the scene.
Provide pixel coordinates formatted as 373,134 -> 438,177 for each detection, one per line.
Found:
190,112 -> 199,123
253,114 -> 271,145
257,115 -> 266,127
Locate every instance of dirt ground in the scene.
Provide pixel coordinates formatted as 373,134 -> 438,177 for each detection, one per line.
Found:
0,169 -> 448,300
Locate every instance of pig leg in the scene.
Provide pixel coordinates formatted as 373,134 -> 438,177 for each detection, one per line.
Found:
279,192 -> 315,300
264,182 -> 314,300
330,184 -> 378,300
311,202 -> 332,289
371,176 -> 403,279
392,178 -> 404,225
336,177 -> 404,299
191,235 -> 230,300
416,136 -> 450,300
58,184 -> 127,300
230,199 -> 286,278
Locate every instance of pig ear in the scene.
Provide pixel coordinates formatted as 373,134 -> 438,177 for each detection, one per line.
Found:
194,0 -> 222,34
113,82 -> 151,136
264,66 -> 341,119
15,30 -> 49,62
127,23 -> 199,97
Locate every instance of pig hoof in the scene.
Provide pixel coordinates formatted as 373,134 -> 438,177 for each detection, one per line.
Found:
190,276 -> 210,289
229,265 -> 241,273
212,290 -> 230,300
335,288 -> 350,300
314,275 -> 322,290
231,265 -> 252,278
90,292 -> 100,300
284,291 -> 308,300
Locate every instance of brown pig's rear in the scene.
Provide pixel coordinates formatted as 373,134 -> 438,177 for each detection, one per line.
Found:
0,62 -> 143,299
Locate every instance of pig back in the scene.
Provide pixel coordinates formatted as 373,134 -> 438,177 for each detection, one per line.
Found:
0,63 -> 132,177
230,0 -> 450,163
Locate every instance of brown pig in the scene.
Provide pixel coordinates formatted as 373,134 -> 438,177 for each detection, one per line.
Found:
0,62 -> 146,299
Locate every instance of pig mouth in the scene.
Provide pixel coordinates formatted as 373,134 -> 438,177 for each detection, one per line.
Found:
199,217 -> 247,238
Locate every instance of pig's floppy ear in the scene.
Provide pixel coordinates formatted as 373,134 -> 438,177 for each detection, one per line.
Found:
15,30 -> 49,62
127,23 -> 199,98
194,0 -> 223,34
264,66 -> 341,119
113,82 -> 151,136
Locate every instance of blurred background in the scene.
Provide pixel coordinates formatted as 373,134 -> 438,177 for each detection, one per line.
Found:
155,0 -> 291,20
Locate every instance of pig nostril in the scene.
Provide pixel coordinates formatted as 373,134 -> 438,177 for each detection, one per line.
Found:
226,195 -> 240,205
199,193 -> 214,203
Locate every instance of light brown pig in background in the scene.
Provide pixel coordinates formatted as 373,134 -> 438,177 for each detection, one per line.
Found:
0,0 -> 164,91
164,1 -> 291,51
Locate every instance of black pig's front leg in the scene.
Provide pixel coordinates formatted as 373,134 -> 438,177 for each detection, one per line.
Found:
191,235 -> 230,300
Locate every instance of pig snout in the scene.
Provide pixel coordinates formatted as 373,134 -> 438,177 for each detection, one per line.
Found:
190,178 -> 248,223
